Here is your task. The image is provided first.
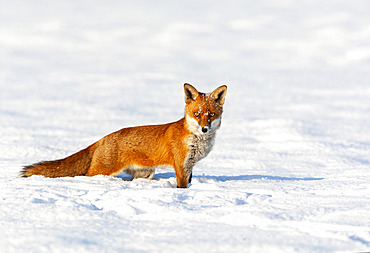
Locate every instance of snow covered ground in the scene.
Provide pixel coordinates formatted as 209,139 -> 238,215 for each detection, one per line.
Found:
1,1 -> 370,252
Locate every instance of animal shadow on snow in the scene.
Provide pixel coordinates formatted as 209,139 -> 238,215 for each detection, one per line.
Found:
148,172 -> 324,182
196,174 -> 324,182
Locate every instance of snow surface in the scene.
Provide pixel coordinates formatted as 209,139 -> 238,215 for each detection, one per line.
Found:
1,1 -> 370,252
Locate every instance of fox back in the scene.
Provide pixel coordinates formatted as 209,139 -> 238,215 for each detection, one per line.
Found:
21,83 -> 227,188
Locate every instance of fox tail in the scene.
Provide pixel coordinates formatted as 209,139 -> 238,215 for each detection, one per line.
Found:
20,145 -> 96,178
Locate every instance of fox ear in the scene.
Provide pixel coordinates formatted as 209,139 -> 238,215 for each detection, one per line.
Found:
211,85 -> 227,105
184,83 -> 199,104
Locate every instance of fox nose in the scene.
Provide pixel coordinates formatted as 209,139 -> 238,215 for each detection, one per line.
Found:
202,126 -> 209,133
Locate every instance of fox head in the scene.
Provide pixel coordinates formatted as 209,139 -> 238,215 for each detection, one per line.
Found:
184,83 -> 227,135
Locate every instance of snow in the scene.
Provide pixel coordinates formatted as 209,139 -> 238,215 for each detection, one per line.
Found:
1,0 -> 370,252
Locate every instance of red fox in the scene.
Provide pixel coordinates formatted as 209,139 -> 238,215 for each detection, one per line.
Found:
21,84 -> 227,188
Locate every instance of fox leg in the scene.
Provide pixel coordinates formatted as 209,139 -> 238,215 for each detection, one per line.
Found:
173,163 -> 189,188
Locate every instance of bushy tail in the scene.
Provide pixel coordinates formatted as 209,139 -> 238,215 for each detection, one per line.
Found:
20,144 -> 96,178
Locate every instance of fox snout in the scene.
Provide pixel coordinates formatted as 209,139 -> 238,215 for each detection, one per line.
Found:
202,116 -> 222,134
198,114 -> 215,134
197,114 -> 211,133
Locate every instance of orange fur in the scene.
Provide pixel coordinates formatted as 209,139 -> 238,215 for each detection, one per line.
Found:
21,84 -> 227,188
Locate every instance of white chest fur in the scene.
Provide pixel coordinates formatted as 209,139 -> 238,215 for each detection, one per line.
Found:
183,132 -> 216,176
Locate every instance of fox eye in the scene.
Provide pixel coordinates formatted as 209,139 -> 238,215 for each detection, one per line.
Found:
194,112 -> 200,117
209,112 -> 215,117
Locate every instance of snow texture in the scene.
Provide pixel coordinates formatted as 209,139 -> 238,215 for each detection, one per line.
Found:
1,1 -> 370,252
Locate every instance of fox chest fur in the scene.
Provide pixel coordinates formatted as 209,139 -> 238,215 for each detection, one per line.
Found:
183,132 -> 216,176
